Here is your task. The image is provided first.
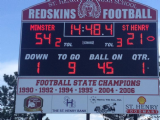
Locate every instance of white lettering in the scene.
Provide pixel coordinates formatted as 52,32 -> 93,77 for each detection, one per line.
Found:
71,9 -> 76,19
41,9 -> 46,19
64,9 -> 70,19
147,9 -> 152,18
142,9 -> 147,18
54,9 -> 59,19
29,9 -> 35,19
47,9 -> 53,19
115,9 -> 121,19
122,9 -> 128,19
129,9 -> 134,18
103,9 -> 108,19
135,9 -> 141,18
35,9 -> 40,19
108,9 -> 114,19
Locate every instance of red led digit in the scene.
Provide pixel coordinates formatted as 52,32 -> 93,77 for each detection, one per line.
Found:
44,33 -> 51,44
105,24 -> 113,35
98,62 -> 114,74
35,33 -> 42,45
93,24 -> 101,35
55,38 -> 61,47
74,24 -> 81,35
37,62 -> 40,74
71,24 -> 73,35
68,62 -> 76,74
106,62 -> 114,74
140,33 -> 143,44
98,62 -> 105,74
71,24 -> 81,35
147,36 -> 155,41
142,62 -> 145,74
127,33 -> 134,45
85,24 -> 93,35
117,38 -> 122,47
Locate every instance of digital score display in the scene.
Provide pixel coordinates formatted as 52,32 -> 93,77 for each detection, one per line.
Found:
19,22 -> 158,76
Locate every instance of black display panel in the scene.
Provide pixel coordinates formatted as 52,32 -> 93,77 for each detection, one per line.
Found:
19,22 -> 158,76
20,49 -> 157,76
21,23 -> 157,48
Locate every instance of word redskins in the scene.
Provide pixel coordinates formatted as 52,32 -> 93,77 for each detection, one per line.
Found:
28,8 -> 152,19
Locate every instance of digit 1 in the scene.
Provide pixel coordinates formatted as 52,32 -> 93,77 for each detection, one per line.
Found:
140,33 -> 143,44
71,24 -> 73,35
142,62 -> 145,74
37,62 -> 40,74
68,62 -> 76,74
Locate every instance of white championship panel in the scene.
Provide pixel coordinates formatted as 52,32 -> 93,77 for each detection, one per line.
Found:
17,78 -> 159,95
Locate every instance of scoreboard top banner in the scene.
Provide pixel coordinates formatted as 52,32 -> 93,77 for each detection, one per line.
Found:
22,0 -> 157,21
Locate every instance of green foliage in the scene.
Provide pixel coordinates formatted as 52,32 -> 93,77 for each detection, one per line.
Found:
0,72 -> 46,119
0,72 -> 18,119
45,117 -> 50,120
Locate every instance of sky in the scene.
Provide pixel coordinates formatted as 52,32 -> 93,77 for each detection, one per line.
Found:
0,0 -> 160,120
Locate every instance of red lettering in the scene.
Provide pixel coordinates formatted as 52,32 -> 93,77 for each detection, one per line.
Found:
119,80 -> 123,86
40,80 -> 44,86
82,80 -> 87,86
36,80 -> 40,86
73,80 -> 77,86
136,80 -> 141,86
49,80 -> 54,86
54,80 -> 58,86
93,80 -> 97,86
45,80 -> 49,86
98,80 -> 103,86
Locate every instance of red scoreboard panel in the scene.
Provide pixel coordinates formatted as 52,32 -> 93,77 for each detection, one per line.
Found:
19,22 -> 158,76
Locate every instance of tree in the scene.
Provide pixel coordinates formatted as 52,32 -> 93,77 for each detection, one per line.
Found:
103,114 -> 138,120
45,117 -> 50,120
0,72 -> 46,120
0,72 -> 22,119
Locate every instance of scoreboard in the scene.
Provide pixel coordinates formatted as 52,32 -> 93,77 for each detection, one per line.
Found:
16,0 -> 160,114
19,22 -> 158,76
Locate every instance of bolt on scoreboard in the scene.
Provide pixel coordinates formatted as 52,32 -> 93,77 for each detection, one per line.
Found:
19,22 -> 158,76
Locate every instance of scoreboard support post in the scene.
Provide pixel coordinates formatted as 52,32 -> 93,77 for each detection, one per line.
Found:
39,114 -> 42,120
133,114 -> 138,120
86,113 -> 90,120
